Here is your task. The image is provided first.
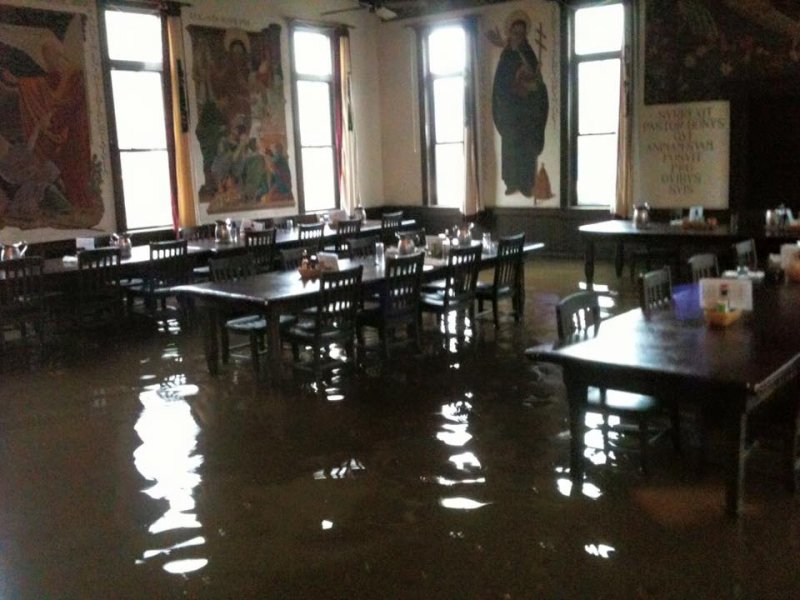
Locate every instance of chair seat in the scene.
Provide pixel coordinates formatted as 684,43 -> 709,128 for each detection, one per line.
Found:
475,282 -> 513,298
225,314 -> 266,332
586,386 -> 662,413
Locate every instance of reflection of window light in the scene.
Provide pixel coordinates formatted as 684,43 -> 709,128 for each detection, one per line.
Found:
436,476 -> 486,486
449,451 -> 481,471
439,497 -> 491,510
321,520 -> 334,530
556,478 -> 603,499
162,558 -> 209,574
584,543 -> 616,559
437,424 -> 472,447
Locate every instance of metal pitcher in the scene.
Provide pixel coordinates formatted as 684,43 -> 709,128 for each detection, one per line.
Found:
111,233 -> 132,259
215,220 -> 231,244
1,241 -> 27,260
396,232 -> 416,255
633,203 -> 650,229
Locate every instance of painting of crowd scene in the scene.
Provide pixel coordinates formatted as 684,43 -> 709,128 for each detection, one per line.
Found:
188,24 -> 293,213
645,0 -> 800,104
0,6 -> 102,230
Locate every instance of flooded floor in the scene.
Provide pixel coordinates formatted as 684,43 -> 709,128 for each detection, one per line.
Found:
1,258 -> 799,599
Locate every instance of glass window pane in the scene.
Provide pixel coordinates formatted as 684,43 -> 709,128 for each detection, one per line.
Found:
575,4 -> 624,55
433,77 -> 464,143
577,134 -> 618,206
120,151 -> 173,229
435,143 -> 465,209
297,81 -> 332,146
294,31 -> 332,77
111,70 -> 167,150
105,11 -> 163,63
429,26 -> 465,75
578,59 -> 620,135
301,147 -> 336,212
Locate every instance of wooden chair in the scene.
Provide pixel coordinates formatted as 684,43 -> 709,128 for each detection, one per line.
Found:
76,247 -> 124,328
357,252 -> 424,357
638,267 -> 673,316
283,266 -> 363,381
688,252 -> 719,282
380,210 -> 403,245
280,247 -> 308,270
475,233 -> 525,327
557,291 -> 680,476
732,238 -> 758,271
347,235 -> 378,260
179,224 -> 216,281
333,218 -> 362,254
208,254 -> 269,375
244,228 -> 277,273
420,244 -> 481,337
298,222 -> 325,251
0,256 -> 45,361
126,239 -> 191,327
296,214 -> 321,225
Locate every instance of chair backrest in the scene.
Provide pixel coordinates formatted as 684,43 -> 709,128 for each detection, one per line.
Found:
556,291 -> 601,343
296,214 -> 320,225
347,235 -> 379,259
638,267 -> 673,315
688,252 -> 719,282
381,211 -> 403,244
492,233 -> 525,288
179,224 -> 215,241
244,228 -> 276,271
280,246 -> 307,270
148,239 -> 190,287
732,238 -> 758,270
444,244 -> 481,302
209,253 -> 257,282
78,247 -> 122,296
315,266 -> 363,334
298,222 -> 325,250
0,256 -> 44,317
334,219 -> 363,252
382,252 -> 425,320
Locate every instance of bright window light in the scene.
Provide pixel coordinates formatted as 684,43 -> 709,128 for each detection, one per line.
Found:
429,26 -> 466,75
293,31 -> 332,76
575,4 -> 624,55
105,11 -> 163,63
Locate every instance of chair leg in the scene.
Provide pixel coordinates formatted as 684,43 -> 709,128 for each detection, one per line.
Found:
220,327 -> 230,363
478,297 -> 484,312
492,298 -> 499,328
249,332 -> 260,375
670,403 -> 682,454
639,417 -> 650,477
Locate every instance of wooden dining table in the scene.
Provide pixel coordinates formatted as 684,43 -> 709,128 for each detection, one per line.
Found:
174,242 -> 544,379
579,219 -> 800,289
526,282 -> 800,518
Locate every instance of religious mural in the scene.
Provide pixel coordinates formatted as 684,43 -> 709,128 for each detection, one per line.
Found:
0,5 -> 102,230
188,24 -> 293,214
487,8 -> 553,205
646,0 -> 800,104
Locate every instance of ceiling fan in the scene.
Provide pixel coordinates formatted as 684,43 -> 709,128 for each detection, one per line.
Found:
320,1 -> 409,21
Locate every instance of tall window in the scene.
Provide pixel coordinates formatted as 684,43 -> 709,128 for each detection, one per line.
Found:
102,7 -> 173,230
291,27 -> 338,213
571,2 -> 624,206
419,23 -> 469,209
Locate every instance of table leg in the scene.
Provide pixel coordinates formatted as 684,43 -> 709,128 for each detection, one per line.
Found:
614,241 -> 624,278
266,305 -> 283,382
202,305 -> 220,376
723,401 -> 749,518
564,367 -> 587,489
584,239 -> 595,290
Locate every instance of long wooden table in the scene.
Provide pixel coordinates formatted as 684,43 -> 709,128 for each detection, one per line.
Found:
526,283 -> 800,518
579,219 -> 800,289
175,242 -> 544,378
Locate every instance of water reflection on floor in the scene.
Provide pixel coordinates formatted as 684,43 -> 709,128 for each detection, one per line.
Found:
0,259 -> 799,598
